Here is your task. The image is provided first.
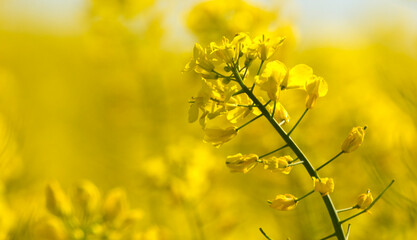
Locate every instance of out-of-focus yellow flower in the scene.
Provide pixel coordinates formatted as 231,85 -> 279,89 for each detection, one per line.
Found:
341,126 -> 366,153
267,102 -> 290,123
313,177 -> 334,196
34,218 -> 67,240
262,156 -> 293,174
73,180 -> 101,216
256,60 -> 287,101
305,76 -> 328,109
281,64 -> 313,90
46,182 -> 72,218
103,188 -> 128,222
269,194 -> 298,211
254,35 -> 285,61
355,189 -> 373,209
226,153 -> 258,173
203,126 -> 237,147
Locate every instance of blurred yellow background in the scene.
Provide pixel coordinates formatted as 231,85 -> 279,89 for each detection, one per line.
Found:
0,0 -> 417,239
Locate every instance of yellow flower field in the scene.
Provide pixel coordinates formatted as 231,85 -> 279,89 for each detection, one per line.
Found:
0,0 -> 417,239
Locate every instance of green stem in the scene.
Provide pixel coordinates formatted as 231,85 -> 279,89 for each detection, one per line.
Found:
271,100 -> 277,117
345,225 -> 351,240
287,161 -> 304,167
288,108 -> 308,136
259,228 -> 272,240
316,151 -> 344,171
236,114 -> 263,131
296,190 -> 314,202
320,233 -> 336,240
259,145 -> 288,159
231,66 -> 346,240
250,60 -> 265,92
340,180 -> 395,224
336,206 -> 356,213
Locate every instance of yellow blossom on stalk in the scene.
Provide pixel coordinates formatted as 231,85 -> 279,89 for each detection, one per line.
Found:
226,94 -> 261,123
203,126 -> 237,147
281,64 -> 314,90
270,194 -> 298,211
267,102 -> 290,123
214,37 -> 236,64
254,35 -> 285,61
305,76 -> 328,108
355,189 -> 373,209
184,43 -> 216,75
262,155 -> 293,174
341,126 -> 366,153
313,177 -> 334,196
256,60 -> 287,101
226,153 -> 259,173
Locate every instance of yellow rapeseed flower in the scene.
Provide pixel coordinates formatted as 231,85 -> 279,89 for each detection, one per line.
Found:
254,35 -> 285,61
226,153 -> 259,173
281,64 -> 314,90
203,126 -> 237,147
341,126 -> 366,153
256,60 -> 287,101
313,177 -> 334,196
305,76 -> 328,109
262,155 -> 293,174
355,189 -> 373,209
270,194 -> 298,211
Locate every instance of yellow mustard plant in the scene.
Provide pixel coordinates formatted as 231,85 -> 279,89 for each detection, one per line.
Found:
341,126 -> 367,153
269,194 -> 298,211
186,33 -> 394,240
226,153 -> 259,173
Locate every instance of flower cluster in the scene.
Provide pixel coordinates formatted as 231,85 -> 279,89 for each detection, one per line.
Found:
186,33 -> 392,239
39,181 -> 143,240
186,33 -> 327,148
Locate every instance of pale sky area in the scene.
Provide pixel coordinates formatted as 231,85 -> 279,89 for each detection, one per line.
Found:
1,0 -> 417,49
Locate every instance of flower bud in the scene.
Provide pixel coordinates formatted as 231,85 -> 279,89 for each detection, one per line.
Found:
203,126 -> 237,148
313,177 -> 334,196
355,189 -> 373,209
270,194 -> 298,211
341,126 -> 366,153
45,182 -> 72,218
226,153 -> 258,173
262,155 -> 293,174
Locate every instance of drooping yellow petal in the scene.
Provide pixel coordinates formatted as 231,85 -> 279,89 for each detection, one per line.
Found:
256,60 -> 287,101
283,64 -> 314,90
270,194 -> 298,211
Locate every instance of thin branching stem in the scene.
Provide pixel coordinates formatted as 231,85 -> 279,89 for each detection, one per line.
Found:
337,206 -> 356,213
317,151 -> 344,171
288,108 -> 308,136
287,161 -> 304,167
259,145 -> 288,159
296,190 -> 315,202
259,228 -> 272,240
320,233 -> 336,240
236,114 -> 263,131
345,225 -> 351,240
340,180 -> 395,224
